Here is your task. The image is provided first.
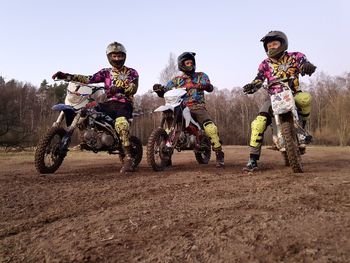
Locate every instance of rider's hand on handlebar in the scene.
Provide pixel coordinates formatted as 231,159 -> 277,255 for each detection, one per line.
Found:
110,85 -> 124,96
197,84 -> 214,92
243,83 -> 259,94
152,84 -> 165,98
52,71 -> 73,80
124,83 -> 137,95
153,84 -> 164,92
301,62 -> 317,76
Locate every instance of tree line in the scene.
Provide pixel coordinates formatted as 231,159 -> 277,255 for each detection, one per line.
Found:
0,71 -> 349,148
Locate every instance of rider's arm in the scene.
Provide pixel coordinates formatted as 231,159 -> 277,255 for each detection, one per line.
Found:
164,77 -> 178,92
128,77 -> 139,95
251,61 -> 268,88
153,78 -> 178,98
125,69 -> 139,95
292,52 -> 316,76
70,69 -> 107,84
198,73 -> 214,92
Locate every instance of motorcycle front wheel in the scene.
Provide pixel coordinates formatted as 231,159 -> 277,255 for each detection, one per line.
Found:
34,127 -> 68,174
281,116 -> 303,173
146,128 -> 170,171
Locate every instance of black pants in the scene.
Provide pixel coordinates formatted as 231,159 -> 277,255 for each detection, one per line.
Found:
98,101 -> 133,120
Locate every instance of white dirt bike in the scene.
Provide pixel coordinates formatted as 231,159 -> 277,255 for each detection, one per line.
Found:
147,88 -> 211,171
266,79 -> 312,173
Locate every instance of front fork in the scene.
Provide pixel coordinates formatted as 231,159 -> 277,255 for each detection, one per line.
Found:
160,111 -> 182,153
273,114 -> 284,151
54,111 -> 84,155
52,111 -> 65,128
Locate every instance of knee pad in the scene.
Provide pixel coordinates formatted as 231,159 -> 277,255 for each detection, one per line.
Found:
294,92 -> 312,120
203,121 -> 222,150
250,115 -> 267,148
114,117 -> 130,147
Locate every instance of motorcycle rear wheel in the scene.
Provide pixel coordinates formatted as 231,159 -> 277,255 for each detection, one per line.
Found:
195,136 -> 211,164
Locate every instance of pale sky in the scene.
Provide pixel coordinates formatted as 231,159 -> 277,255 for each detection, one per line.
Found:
0,0 -> 349,93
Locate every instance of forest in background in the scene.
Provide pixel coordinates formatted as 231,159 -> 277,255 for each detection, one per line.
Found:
1,58 -> 349,148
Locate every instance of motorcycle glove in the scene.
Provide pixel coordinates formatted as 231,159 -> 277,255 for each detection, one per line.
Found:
301,62 -> 317,76
124,83 -> 138,95
198,84 -> 214,92
153,84 -> 165,97
243,83 -> 260,94
109,86 -> 124,96
52,71 -> 73,80
153,84 -> 164,92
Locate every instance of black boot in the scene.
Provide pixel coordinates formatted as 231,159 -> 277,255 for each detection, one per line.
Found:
215,150 -> 225,168
120,146 -> 135,174
243,154 -> 259,172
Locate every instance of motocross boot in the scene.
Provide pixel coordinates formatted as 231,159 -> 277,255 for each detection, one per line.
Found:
243,159 -> 258,172
243,154 -> 259,172
215,150 -> 225,168
120,146 -> 135,174
301,120 -> 313,144
298,121 -> 312,155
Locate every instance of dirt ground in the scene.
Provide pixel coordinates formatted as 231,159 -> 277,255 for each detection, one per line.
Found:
0,146 -> 349,263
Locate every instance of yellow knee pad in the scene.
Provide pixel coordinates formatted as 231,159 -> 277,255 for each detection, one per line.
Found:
115,117 -> 130,147
294,92 -> 312,120
203,121 -> 222,150
250,116 -> 267,148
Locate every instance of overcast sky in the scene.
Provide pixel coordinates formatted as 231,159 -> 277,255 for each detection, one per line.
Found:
1,0 -> 349,93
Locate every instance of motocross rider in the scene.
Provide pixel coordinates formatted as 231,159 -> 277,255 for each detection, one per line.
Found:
153,52 -> 225,168
242,31 -> 316,172
52,42 -> 139,174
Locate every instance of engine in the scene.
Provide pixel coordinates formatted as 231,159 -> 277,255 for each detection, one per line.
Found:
82,128 -> 115,150
177,131 -> 196,150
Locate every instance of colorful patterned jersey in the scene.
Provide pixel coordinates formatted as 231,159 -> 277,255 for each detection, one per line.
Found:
165,72 -> 212,109
252,52 -> 309,94
72,66 -> 139,103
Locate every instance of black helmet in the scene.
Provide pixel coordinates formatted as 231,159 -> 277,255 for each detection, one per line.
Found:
106,42 -> 127,68
178,52 -> 196,74
260,31 -> 288,59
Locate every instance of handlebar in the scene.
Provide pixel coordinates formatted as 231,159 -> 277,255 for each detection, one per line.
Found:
54,79 -> 104,97
262,76 -> 296,91
54,79 -> 104,89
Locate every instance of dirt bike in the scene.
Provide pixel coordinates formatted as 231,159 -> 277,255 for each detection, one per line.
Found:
265,78 -> 312,173
34,81 -> 143,174
147,88 -> 211,171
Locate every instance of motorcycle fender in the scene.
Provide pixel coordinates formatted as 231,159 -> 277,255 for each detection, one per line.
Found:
52,104 -> 76,127
154,105 -> 174,112
182,107 -> 201,129
52,103 -> 75,112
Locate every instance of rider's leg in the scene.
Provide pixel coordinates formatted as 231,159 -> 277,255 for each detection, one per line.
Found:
112,102 -> 134,174
294,92 -> 313,145
294,92 -> 312,128
244,100 -> 272,171
115,116 -> 134,173
191,108 -> 224,168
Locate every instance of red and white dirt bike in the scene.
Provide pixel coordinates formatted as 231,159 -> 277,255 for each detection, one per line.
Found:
34,81 -> 143,174
147,88 -> 211,171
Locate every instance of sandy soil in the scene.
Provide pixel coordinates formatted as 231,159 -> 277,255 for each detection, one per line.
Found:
0,146 -> 349,263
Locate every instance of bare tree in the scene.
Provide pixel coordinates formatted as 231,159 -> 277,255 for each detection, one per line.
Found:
159,53 -> 179,85
1,71 -> 350,147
